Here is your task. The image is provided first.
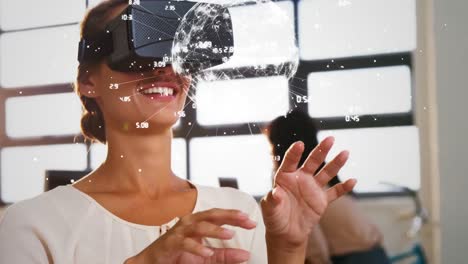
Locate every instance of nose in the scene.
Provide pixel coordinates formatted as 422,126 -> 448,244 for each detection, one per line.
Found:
139,65 -> 191,88
151,65 -> 192,84
136,65 -> 174,78
152,65 -> 176,76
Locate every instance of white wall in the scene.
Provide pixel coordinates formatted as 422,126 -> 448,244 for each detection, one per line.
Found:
433,0 -> 468,263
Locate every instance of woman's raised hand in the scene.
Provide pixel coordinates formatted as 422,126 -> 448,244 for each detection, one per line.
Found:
125,208 -> 257,264
261,136 -> 357,249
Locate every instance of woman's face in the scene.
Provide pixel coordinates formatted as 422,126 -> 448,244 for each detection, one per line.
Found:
78,3 -> 192,135
85,62 -> 191,134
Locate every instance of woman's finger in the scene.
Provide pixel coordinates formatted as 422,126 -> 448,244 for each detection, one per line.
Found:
326,179 -> 357,202
180,237 -> 216,258
300,136 -> 335,175
272,185 -> 287,203
259,185 -> 286,220
276,141 -> 305,174
209,247 -> 251,264
314,150 -> 349,187
184,221 -> 235,240
189,208 -> 257,230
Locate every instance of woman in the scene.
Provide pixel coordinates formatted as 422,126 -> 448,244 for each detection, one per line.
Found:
266,109 -> 389,264
0,1 -> 356,263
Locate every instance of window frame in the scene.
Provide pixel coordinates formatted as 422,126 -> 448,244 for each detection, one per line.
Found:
0,0 -> 418,205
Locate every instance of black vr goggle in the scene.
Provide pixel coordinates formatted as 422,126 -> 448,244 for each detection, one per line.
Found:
77,0 -> 234,73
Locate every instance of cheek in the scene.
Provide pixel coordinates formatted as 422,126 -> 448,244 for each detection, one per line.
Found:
179,78 -> 192,99
96,84 -> 138,119
98,73 -> 138,100
96,93 -> 124,117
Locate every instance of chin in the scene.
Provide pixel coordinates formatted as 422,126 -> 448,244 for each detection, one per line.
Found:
146,115 -> 180,130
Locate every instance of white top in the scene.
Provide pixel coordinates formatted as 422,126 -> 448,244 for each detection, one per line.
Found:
0,183 -> 267,264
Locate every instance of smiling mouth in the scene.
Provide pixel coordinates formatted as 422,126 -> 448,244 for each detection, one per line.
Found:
139,87 -> 175,96
136,80 -> 181,99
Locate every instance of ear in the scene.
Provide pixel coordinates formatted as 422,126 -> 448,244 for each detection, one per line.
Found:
77,68 -> 100,99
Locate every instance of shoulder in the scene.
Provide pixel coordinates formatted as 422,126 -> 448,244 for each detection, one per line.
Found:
1,188 -> 58,225
195,184 -> 259,214
0,185 -> 92,231
0,186 -> 85,263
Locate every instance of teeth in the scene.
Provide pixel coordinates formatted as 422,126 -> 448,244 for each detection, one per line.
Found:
140,87 -> 174,96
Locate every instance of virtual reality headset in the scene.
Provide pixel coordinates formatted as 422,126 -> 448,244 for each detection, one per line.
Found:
77,0 -> 234,73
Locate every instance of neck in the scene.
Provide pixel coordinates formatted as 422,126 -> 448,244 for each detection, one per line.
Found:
96,126 -> 186,197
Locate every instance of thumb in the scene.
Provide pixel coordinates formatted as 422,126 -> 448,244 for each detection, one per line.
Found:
272,185 -> 286,204
260,185 -> 285,218
207,248 -> 250,264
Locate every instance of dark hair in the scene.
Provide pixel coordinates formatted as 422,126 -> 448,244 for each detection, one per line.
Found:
74,0 -> 127,144
266,109 -> 341,187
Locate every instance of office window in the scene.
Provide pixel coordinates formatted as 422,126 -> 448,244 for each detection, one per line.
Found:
190,135 -> 273,196
298,0 -> 417,60
90,144 -> 106,170
318,126 -> 420,193
213,1 -> 296,70
196,76 -> 290,126
308,66 -> 412,118
1,144 -> 87,203
87,0 -> 105,9
0,0 -> 420,204
0,25 -> 80,88
0,0 -> 86,31
292,0 -> 418,194
6,93 -> 82,138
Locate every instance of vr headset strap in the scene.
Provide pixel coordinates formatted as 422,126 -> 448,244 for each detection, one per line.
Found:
78,32 -> 114,63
